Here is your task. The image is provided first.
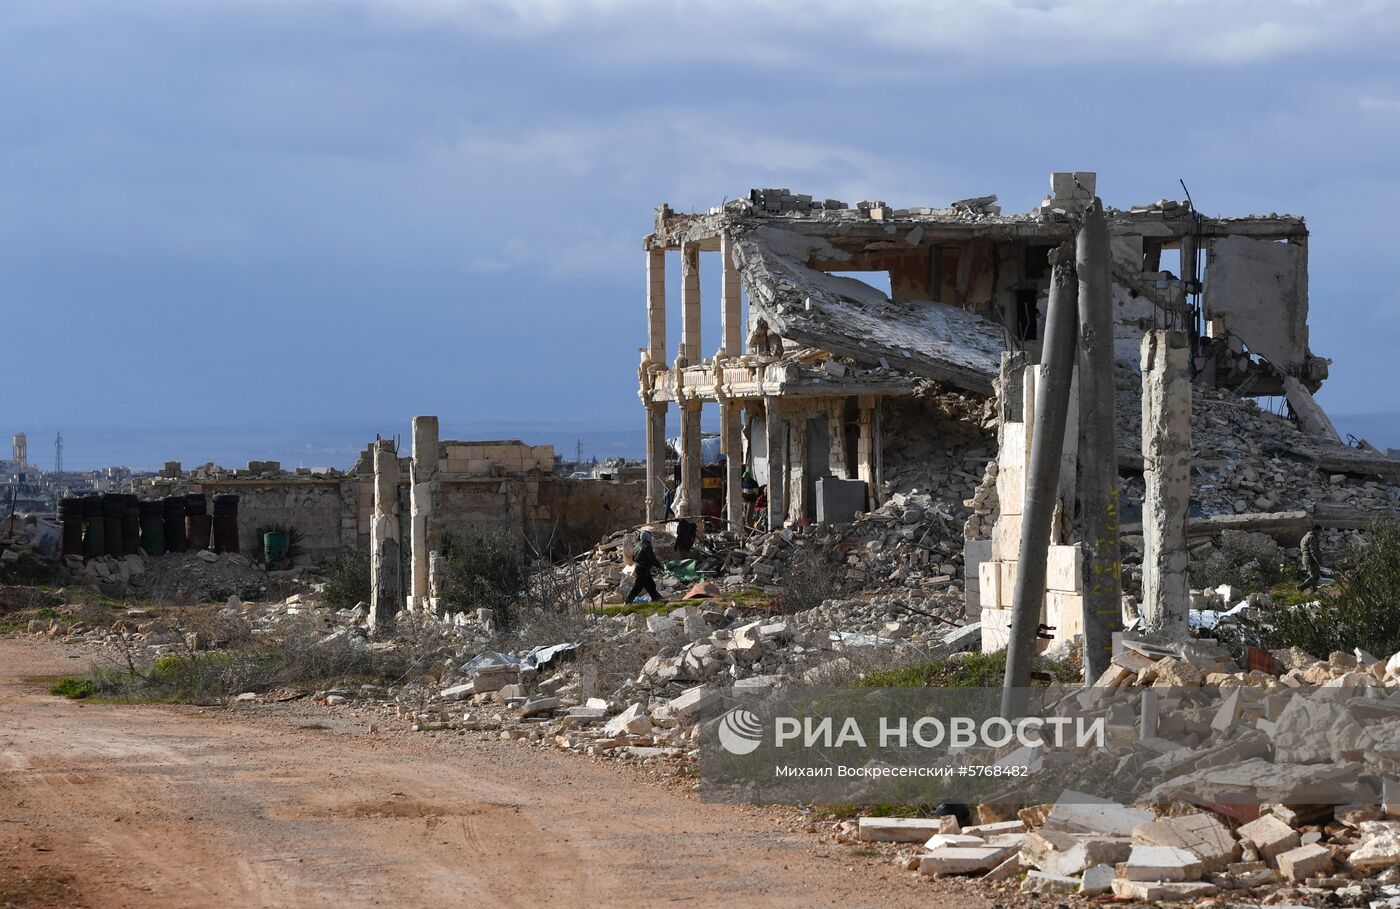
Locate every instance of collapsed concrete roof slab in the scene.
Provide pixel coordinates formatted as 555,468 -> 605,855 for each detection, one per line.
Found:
730,225 -> 1005,394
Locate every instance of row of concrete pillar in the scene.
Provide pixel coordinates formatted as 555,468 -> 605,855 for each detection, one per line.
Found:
646,236 -> 744,369
368,416 -> 443,630
645,395 -> 881,531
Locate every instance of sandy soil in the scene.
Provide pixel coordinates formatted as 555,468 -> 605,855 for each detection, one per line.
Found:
0,638 -> 987,908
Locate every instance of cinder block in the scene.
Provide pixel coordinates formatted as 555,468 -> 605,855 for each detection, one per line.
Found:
1046,545 -> 1083,592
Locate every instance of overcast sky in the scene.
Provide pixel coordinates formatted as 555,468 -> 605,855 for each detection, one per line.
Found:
4,0 -> 1399,443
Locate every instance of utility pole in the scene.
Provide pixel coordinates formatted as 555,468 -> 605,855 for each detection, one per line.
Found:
1076,199 -> 1123,683
1002,257 -> 1078,718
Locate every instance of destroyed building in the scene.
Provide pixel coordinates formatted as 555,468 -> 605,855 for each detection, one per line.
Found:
641,172 -> 1332,531
641,172 -> 1398,654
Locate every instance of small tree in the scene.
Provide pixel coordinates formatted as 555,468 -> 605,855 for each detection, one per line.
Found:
441,533 -> 525,631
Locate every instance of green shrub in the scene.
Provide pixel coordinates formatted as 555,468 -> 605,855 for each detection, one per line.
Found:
856,649 -> 1077,689
441,533 -> 524,631
1236,521 -> 1400,658
323,550 -> 371,610
50,677 -> 95,699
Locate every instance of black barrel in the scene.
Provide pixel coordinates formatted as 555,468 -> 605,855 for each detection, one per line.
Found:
184,493 -> 210,551
212,494 -> 240,554
121,494 -> 141,556
139,500 -> 166,556
81,496 -> 104,559
57,498 -> 85,558
162,496 -> 188,553
101,493 -> 124,558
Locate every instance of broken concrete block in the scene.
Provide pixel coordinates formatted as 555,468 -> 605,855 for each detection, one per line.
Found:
664,686 -> 719,724
471,665 -> 519,693
518,696 -> 559,718
1122,844 -> 1205,882
1110,879 -> 1217,901
603,702 -> 652,737
438,681 -> 475,700
1238,813 -> 1300,864
1043,793 -> 1155,836
1349,831 -> 1400,872
1275,843 -> 1332,882
923,833 -> 986,850
961,819 -> 1026,837
857,816 -> 957,843
1079,864 -> 1115,896
918,845 -> 1014,876
1019,871 -> 1078,894
981,853 -> 1025,882
1022,829 -> 1131,876
1132,812 -> 1239,871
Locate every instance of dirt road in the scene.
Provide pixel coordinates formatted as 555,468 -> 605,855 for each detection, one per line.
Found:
0,639 -> 980,908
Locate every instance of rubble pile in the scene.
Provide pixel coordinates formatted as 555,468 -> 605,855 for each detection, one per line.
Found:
1115,367 -> 1400,523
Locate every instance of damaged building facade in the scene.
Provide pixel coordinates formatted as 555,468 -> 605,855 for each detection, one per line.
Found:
642,172 -> 1329,530
642,172 -> 1375,653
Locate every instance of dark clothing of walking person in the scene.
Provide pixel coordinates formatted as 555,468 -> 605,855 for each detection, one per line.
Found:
625,538 -> 664,604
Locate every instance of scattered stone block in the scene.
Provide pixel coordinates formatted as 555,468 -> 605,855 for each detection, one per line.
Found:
1122,844 -> 1205,882
1044,793 -> 1155,836
1111,879 -> 1217,901
857,816 -> 957,843
1276,843 -> 1332,882
1238,813 -> 1301,864
1132,812 -> 1239,871
1350,832 -> 1400,872
1080,863 -> 1115,895
1020,871 -> 1078,894
918,845 -> 1014,876
603,702 -> 652,737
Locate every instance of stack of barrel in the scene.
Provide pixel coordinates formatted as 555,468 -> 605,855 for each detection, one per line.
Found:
162,496 -> 187,552
212,495 -> 240,553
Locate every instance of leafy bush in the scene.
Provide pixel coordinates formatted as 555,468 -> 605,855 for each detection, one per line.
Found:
441,533 -> 524,631
1189,530 -> 1284,592
323,550 -> 371,610
50,677 -> 95,699
1236,521 -> 1400,658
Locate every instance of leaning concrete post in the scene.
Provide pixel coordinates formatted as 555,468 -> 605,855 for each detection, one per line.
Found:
368,439 -> 401,631
409,416 -> 439,613
1003,261 -> 1078,718
1141,330 -> 1191,639
1076,199 -> 1123,683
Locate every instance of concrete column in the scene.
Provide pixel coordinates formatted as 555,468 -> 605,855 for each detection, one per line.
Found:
872,400 -> 884,506
828,400 -> 849,479
787,410 -> 809,523
764,398 -> 785,527
721,399 -> 744,529
409,416 -> 439,613
368,439 -> 401,631
644,402 -> 669,523
857,396 -> 876,504
647,247 -> 666,366
680,243 -> 701,365
1076,201 -> 1123,683
1141,330 -> 1191,640
720,234 -> 743,358
677,400 -> 703,518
